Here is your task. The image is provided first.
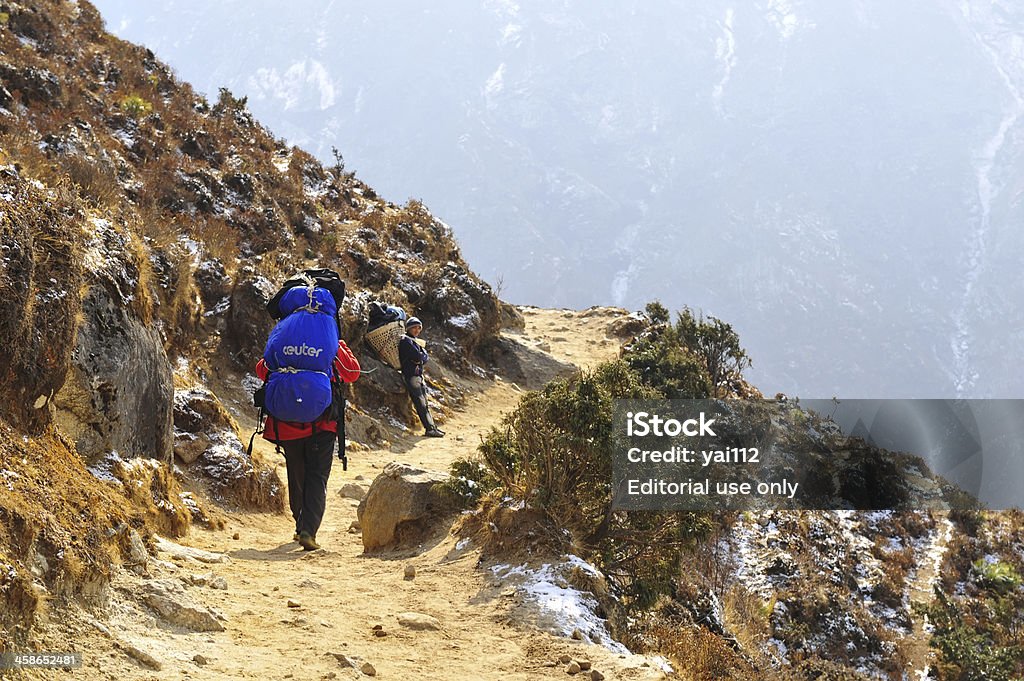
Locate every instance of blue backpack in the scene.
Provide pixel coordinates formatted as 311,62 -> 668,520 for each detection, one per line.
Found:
262,285 -> 340,423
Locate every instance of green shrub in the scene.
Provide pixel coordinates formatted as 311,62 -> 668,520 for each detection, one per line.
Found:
674,307 -> 751,397
622,324 -> 712,398
971,559 -> 1022,595
476,302 -> 752,607
479,360 -> 713,605
120,94 -> 152,118
918,593 -> 1022,681
645,300 -> 670,324
438,458 -> 498,509
621,303 -> 752,399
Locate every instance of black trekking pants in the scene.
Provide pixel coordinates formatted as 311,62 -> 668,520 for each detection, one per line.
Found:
282,430 -> 335,537
404,375 -> 436,431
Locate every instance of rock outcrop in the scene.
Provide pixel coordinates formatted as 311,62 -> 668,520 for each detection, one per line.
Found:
356,463 -> 452,551
142,579 -> 226,632
56,284 -> 174,463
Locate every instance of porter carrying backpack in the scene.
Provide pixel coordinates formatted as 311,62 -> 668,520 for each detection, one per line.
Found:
364,301 -> 406,370
262,283 -> 340,423
262,268 -> 346,421
249,268 -> 352,468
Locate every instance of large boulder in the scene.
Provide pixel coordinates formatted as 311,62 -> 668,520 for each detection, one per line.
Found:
224,269 -> 275,364
55,284 -> 174,463
173,386 -> 237,464
172,386 -> 284,512
356,463 -> 452,551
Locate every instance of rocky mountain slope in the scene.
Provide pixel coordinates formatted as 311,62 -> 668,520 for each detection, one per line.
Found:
1,3 -> 1020,680
0,0 -> 502,649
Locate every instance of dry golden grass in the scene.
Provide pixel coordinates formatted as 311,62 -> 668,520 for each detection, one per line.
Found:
0,422 -> 140,644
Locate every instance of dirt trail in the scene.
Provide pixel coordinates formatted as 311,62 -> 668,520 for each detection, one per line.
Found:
31,307 -> 667,680
902,513 -> 954,679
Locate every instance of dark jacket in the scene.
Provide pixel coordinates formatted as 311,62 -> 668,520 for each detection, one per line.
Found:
398,334 -> 429,379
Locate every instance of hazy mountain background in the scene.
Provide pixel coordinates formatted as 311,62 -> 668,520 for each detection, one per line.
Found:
91,0 -> 1024,399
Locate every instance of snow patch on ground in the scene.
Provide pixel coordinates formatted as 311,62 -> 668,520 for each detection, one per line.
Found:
272,152 -> 291,174
447,311 -> 481,331
82,217 -> 114,273
491,556 -> 628,654
1,468 -> 20,491
241,373 -> 264,396
87,450 -> 124,485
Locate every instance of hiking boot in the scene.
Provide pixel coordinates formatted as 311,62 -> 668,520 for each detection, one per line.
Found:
425,428 -> 445,438
298,531 -> 321,551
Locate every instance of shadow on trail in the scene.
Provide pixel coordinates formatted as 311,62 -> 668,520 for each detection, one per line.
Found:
230,542 -> 307,561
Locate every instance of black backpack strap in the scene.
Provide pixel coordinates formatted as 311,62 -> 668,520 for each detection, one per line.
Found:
246,385 -> 268,458
337,395 -> 347,471
246,409 -> 264,458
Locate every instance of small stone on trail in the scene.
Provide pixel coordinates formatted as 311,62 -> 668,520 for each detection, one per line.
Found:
121,642 -> 161,671
403,564 -> 416,580
578,659 -> 592,671
571,628 -> 583,640
287,599 -> 301,608
192,654 -> 208,666
566,660 -> 581,674
397,612 -> 441,630
558,654 -> 572,664
329,653 -> 354,668
360,662 -> 377,676
590,670 -> 605,681
373,629 -> 387,638
232,532 -> 240,540
324,673 -> 338,680
339,482 -> 366,500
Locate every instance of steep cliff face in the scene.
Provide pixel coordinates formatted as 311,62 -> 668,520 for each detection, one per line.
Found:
0,0 -> 501,645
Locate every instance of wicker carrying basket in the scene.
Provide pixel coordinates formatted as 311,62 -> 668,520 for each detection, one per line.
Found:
364,321 -> 405,370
